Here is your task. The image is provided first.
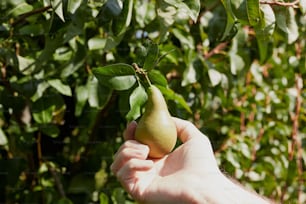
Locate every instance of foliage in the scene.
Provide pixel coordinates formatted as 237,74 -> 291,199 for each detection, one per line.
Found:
0,0 -> 305,203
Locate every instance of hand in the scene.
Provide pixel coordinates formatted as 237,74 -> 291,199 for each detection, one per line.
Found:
111,117 -> 221,204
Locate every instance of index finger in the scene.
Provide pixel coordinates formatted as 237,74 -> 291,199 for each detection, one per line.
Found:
172,117 -> 203,143
123,121 -> 137,140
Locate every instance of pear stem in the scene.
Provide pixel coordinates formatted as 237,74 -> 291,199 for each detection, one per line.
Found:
132,63 -> 152,90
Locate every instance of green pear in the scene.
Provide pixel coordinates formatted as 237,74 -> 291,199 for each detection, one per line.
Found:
135,85 -> 177,158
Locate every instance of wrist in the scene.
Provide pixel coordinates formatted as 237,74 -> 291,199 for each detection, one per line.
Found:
189,172 -> 271,204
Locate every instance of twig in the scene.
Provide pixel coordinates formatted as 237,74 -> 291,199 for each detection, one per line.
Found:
37,131 -> 42,166
11,5 -> 52,26
282,74 -> 303,203
204,42 -> 228,59
289,74 -> 302,160
291,74 -> 303,203
46,162 -> 66,198
260,0 -> 299,7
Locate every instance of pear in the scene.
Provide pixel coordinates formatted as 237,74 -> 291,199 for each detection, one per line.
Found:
135,85 -> 177,158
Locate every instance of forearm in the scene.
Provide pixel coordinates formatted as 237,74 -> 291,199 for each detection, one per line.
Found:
191,173 -> 272,204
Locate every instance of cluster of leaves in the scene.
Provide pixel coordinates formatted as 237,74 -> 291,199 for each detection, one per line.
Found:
0,0 -> 305,203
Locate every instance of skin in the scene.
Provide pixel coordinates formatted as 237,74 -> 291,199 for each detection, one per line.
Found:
111,117 -> 272,204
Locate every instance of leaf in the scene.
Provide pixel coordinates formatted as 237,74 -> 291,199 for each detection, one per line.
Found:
126,85 -> 148,121
48,79 -> 72,96
220,0 -> 237,41
163,0 -> 200,22
208,69 -> 222,87
8,2 -> 33,16
157,86 -> 192,113
32,94 -> 65,124
246,0 -> 262,27
88,76 -> 113,109
172,28 -> 195,50
182,51 -> 202,86
88,37 -> 107,50
0,128 -> 8,146
40,124 -> 60,138
67,0 -> 82,14
112,0 -> 134,36
143,42 -> 159,70
148,70 -> 168,87
275,7 -> 299,44
93,63 -> 135,76
229,53 -> 245,75
52,0 -> 65,22
75,85 -> 88,116
99,192 -> 109,204
17,55 -> 35,75
92,63 -> 136,90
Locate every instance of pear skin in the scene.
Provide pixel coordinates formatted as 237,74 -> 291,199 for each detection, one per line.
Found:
135,85 -> 177,158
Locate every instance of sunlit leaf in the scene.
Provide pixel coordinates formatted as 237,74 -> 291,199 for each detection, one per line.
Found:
126,85 -> 147,121
0,128 -> 8,146
93,63 -> 136,90
67,0 -> 82,14
52,0 -> 65,22
48,79 -> 72,96
112,0 -> 133,36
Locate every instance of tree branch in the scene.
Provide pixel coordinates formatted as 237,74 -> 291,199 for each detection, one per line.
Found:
203,42 -> 228,59
260,0 -> 299,7
11,5 -> 52,26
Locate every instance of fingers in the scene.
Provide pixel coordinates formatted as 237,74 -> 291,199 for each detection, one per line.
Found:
111,140 -> 151,176
172,117 -> 204,143
124,121 -> 137,140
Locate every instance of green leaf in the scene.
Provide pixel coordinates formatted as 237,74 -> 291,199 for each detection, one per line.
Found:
17,55 -> 35,75
99,192 -> 109,204
88,76 -> 113,109
246,0 -> 262,27
67,0 -> 83,14
32,94 -> 65,124
208,69 -> 223,87
157,86 -> 192,113
52,0 -> 65,22
93,63 -> 135,76
48,79 -> 72,96
75,85 -> 89,116
126,85 -> 148,121
229,53 -> 245,75
92,63 -> 136,90
172,28 -> 195,50
88,37 -> 107,50
148,70 -> 168,87
112,0 -> 134,36
40,124 -> 60,138
8,2 -> 33,16
275,7 -> 299,44
230,0 -> 249,25
143,42 -> 159,70
220,0 -> 237,41
0,128 -> 8,146
163,0 -> 200,22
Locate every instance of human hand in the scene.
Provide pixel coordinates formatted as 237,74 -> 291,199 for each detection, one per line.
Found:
110,117 -> 221,204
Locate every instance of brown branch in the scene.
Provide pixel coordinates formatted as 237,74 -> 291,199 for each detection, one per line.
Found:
11,5 -> 52,26
260,0 -> 299,7
289,74 -> 302,160
46,162 -> 66,198
204,42 -> 228,59
37,131 -> 43,166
